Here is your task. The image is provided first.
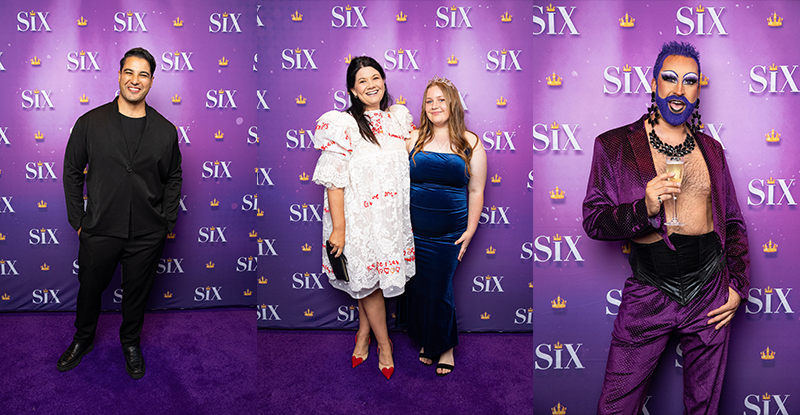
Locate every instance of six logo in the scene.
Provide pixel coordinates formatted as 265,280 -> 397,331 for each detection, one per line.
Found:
289,203 -> 323,222
209,12 -> 242,33
281,48 -> 317,70
32,289 -> 60,304
532,5 -> 579,35
0,259 -> 19,275
533,234 -> 584,262
157,258 -> 185,274
194,286 -> 222,301
202,160 -> 233,179
514,307 -> 533,325
748,178 -> 796,206
676,6 -> 727,36
257,238 -> 277,256
248,126 -> 259,143
486,49 -> 522,71
206,89 -> 237,109
160,51 -> 194,71
749,64 -> 799,94
521,242 -> 533,260
236,256 -> 257,272
179,195 -> 188,212
242,194 -> 258,211
479,206 -> 510,225
744,394 -> 790,415
113,288 -> 123,304
603,65 -> 652,94
383,49 -> 420,71
29,228 -> 59,245
114,11 -> 147,32
746,287 -> 794,314
435,5 -> 472,28
25,161 -> 57,180
331,5 -> 368,28
337,305 -> 359,322
333,90 -> 353,110
17,11 -> 51,32
197,226 -> 228,243
286,128 -> 315,149
258,304 -> 280,320
482,130 -> 516,151
21,89 -> 54,109
535,342 -> 585,370
257,91 -> 269,110
2,197 -> 15,213
177,126 -> 191,144
256,168 -> 274,186
67,51 -> 100,71
292,272 -> 325,289
606,289 -> 623,315
472,275 -> 505,293
533,122 -> 582,151
527,171 -> 534,189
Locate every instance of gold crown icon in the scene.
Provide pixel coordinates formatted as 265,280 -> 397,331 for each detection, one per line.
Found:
127,11 -> 133,16
244,289 -> 252,296
763,240 -> 778,253
31,56 -> 41,66
301,243 -> 312,252
164,291 -> 173,298
0,233 -> 6,241
350,305 -> 356,310
261,304 -> 267,309
291,11 -> 303,21
546,4 -> 556,12
219,56 -> 229,66
619,13 -> 635,27
258,276 -> 268,284
501,11 -> 512,22
206,261 -> 215,269
554,342 -> 563,349
77,16 -> 88,26
550,186 -> 565,199
166,258 -> 172,262
696,4 -> 705,13
622,242 -> 631,254
167,232 -> 176,239
551,121 -> 560,130
299,172 -> 309,181
2,294 -> 10,301
38,200 -> 47,208
546,72 -> 562,86
222,12 -> 229,17
486,246 -> 496,254
767,177 -> 776,184
0,260 -> 4,264
296,95 -> 307,105
698,73 -> 709,86
248,256 -> 253,261
763,393 -> 771,400
294,47 -> 302,55
83,167 -> 88,174
768,12 -> 783,27
395,95 -> 406,105
769,63 -> 778,72
171,94 -> 181,104
174,51 -> 180,56
760,347 -> 775,360
304,308 -> 314,317
37,161 -> 43,166
447,54 -> 458,65
397,11 -> 407,22
249,230 -> 258,237
529,282 -> 533,288
500,49 -> 508,55
79,50 -> 86,56
302,203 -> 308,208
210,226 -> 216,230
35,131 -> 44,140
491,174 -> 501,183
34,89 -> 40,94
765,286 -> 773,294
299,128 -> 306,134
765,129 -> 780,142
551,402 -> 567,415
215,130 -> 224,139
450,5 -> 457,11
490,206 -> 497,212
552,296 -> 566,309
622,64 -> 632,72
480,312 -> 491,320
256,208 -> 264,217
173,17 -> 183,27
397,48 -> 405,55
210,198 -> 220,207
345,54 -> 353,64
496,96 -> 508,106
41,263 -> 49,271
553,233 -> 562,241
79,94 -> 89,104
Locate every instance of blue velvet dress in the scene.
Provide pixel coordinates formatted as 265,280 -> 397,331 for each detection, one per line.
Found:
404,150 -> 469,356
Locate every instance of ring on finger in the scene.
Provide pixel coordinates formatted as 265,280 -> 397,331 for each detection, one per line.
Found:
657,196 -> 662,204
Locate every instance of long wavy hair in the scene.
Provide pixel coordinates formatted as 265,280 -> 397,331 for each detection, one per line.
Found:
346,56 -> 391,146
411,79 -> 475,175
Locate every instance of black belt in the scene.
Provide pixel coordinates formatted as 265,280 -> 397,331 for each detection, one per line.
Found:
629,232 -> 724,306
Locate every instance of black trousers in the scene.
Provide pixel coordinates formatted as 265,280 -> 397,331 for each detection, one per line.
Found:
73,230 -> 167,347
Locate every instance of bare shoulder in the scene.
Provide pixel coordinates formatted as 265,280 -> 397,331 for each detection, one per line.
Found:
406,129 -> 419,153
465,131 -> 482,151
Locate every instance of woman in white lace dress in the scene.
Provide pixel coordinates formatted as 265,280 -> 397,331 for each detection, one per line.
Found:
311,56 -> 415,380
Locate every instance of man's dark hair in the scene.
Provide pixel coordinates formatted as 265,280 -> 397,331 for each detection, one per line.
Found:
653,41 -> 701,80
119,47 -> 156,76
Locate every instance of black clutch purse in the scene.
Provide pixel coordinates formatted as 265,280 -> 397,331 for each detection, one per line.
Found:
326,240 -> 350,282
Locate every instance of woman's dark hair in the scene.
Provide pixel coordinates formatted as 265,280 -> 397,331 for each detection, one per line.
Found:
346,56 -> 391,146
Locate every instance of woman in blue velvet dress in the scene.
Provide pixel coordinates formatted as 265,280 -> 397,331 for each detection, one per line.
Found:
404,76 -> 486,376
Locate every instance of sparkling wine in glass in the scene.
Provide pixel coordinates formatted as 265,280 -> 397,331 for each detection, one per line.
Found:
665,156 -> 684,226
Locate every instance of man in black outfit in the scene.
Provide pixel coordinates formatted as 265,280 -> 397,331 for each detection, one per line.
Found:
59,47 -> 182,379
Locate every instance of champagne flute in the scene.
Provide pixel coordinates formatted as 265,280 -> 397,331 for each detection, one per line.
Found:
664,156 -> 684,226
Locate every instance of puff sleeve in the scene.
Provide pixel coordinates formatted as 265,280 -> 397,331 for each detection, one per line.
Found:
388,105 -> 414,139
311,111 -> 358,189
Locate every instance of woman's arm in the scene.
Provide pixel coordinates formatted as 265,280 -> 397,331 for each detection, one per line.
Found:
455,132 -> 487,261
327,187 -> 346,257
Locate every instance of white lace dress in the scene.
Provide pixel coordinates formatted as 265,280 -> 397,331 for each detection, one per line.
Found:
312,105 -> 416,299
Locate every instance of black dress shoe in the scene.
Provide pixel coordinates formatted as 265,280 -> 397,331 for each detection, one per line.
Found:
123,345 -> 145,379
57,341 -> 93,372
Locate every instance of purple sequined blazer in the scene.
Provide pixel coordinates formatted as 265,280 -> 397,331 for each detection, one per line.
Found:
582,115 -> 750,300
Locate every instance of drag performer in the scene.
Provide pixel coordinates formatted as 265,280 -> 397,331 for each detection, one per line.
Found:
582,41 -> 749,414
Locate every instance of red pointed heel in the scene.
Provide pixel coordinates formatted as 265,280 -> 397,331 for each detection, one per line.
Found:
377,340 -> 394,380
351,333 -> 369,368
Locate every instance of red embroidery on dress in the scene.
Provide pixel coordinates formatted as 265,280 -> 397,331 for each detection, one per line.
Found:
320,141 -> 334,151
387,132 -> 404,141
322,263 -> 333,273
366,260 -> 402,275
316,122 -> 329,131
324,207 -> 330,213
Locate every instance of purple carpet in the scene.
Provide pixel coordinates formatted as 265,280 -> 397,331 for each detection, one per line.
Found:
259,330 -> 533,415
1,308 -> 256,414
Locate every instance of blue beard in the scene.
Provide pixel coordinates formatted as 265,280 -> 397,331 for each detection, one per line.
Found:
655,92 -> 696,126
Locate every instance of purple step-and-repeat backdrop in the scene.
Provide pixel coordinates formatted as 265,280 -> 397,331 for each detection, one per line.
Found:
258,1 -> 533,332
0,0 -> 258,311
532,1 -> 799,414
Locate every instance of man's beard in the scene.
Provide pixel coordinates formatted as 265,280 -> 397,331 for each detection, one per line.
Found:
655,91 -> 696,126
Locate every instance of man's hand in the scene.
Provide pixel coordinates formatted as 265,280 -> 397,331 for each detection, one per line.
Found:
707,287 -> 741,330
645,172 -> 681,217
